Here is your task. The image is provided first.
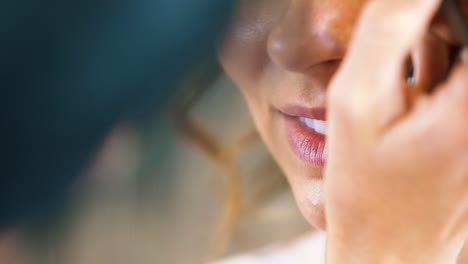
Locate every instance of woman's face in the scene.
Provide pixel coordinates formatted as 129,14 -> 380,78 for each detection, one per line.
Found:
219,0 -> 456,230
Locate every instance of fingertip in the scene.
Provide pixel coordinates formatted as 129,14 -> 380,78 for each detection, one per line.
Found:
360,0 -> 441,40
349,0 -> 443,78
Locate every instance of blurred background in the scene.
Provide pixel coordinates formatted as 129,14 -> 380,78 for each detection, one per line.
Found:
9,65 -> 311,264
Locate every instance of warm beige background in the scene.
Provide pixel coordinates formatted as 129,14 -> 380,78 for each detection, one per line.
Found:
17,75 -> 310,264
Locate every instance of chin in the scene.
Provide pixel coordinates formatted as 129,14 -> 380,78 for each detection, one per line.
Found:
305,205 -> 327,231
292,172 -> 327,231
297,197 -> 327,231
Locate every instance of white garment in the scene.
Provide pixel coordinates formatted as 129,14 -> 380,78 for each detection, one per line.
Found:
213,232 -> 326,264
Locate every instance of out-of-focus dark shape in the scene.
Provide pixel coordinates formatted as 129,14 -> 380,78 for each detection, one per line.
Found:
0,0 -> 233,230
442,0 -> 468,46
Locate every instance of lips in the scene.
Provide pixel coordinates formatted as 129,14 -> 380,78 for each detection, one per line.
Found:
280,106 -> 327,167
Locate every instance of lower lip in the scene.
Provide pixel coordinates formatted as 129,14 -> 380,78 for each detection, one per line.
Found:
285,116 -> 326,167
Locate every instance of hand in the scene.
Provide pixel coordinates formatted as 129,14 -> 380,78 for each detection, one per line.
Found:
325,0 -> 468,263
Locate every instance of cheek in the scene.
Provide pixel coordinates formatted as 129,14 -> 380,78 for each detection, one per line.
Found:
218,47 -> 263,118
218,32 -> 270,89
218,31 -> 272,117
218,0 -> 284,89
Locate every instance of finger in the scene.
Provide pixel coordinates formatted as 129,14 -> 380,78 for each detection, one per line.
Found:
330,0 -> 442,133
348,0 -> 442,75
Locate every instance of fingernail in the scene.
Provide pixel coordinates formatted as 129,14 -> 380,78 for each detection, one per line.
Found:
462,46 -> 468,63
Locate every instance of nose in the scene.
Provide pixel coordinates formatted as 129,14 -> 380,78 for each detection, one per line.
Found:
267,0 -> 361,74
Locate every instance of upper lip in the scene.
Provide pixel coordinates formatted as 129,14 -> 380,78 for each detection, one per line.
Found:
279,105 -> 327,121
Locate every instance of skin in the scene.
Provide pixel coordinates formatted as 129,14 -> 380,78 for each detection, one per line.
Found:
219,0 -> 468,262
220,0 -> 365,230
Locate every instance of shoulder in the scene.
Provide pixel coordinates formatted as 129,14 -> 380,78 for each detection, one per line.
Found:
212,232 -> 326,264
